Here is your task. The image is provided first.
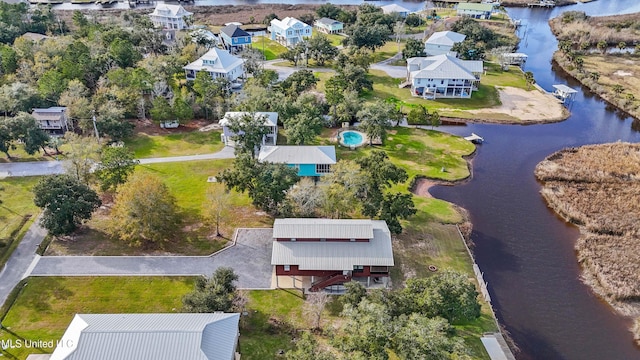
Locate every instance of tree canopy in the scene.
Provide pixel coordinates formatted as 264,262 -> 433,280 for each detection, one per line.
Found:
95,146 -> 138,192
33,174 -> 101,236
182,267 -> 241,313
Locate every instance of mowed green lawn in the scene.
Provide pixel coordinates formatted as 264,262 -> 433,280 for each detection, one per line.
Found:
125,131 -> 224,159
253,36 -> 288,60
0,277 -> 195,360
0,177 -> 40,267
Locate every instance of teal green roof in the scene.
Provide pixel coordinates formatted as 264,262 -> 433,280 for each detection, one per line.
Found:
457,2 -> 494,11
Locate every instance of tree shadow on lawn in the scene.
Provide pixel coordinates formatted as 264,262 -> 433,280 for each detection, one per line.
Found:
19,278 -> 73,313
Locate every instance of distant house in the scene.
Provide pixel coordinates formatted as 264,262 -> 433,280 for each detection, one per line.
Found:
21,32 -> 49,42
32,107 -> 69,135
258,146 -> 337,177
219,24 -> 252,53
48,313 -> 240,360
381,4 -> 412,18
219,112 -> 278,147
269,17 -> 312,47
424,31 -> 466,57
183,48 -> 245,82
149,4 -> 193,30
314,17 -> 343,34
456,2 -> 495,19
406,54 -> 483,99
271,219 -> 394,293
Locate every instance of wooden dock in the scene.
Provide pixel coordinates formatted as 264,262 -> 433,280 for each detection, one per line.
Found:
528,1 -> 556,7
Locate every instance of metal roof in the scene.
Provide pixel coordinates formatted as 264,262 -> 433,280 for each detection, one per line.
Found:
408,54 -> 483,80
150,4 -> 193,17
258,146 -> 336,165
273,218 -> 375,239
50,313 -> 239,360
457,2 -> 494,11
219,112 -> 278,127
220,24 -> 251,38
381,4 -> 411,14
425,31 -> 466,47
552,84 -> 578,94
183,48 -> 245,74
315,17 -> 342,26
271,17 -> 309,30
271,220 -> 394,270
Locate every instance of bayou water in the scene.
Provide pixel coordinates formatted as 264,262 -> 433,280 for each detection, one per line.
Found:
431,1 -> 640,359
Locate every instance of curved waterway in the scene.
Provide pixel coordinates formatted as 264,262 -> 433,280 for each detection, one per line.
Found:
431,2 -> 640,359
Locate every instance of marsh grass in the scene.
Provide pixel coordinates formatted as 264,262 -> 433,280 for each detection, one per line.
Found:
535,143 -> 640,343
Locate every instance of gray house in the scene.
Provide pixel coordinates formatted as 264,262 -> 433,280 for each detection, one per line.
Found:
32,107 -> 69,135
48,313 -> 241,360
314,17 -> 343,34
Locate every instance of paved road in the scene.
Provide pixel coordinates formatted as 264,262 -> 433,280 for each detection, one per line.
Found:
0,215 -> 46,307
263,59 -> 336,81
30,228 -> 274,289
0,146 -> 235,178
371,52 -> 407,79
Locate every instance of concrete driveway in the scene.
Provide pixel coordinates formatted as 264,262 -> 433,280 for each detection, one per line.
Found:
30,228 -> 275,289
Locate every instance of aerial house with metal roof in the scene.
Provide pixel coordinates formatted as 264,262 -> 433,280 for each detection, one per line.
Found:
271,218 -> 394,293
258,145 -> 337,177
48,313 -> 240,360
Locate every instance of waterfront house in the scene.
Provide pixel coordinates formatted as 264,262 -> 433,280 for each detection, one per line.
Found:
258,146 -> 337,176
148,4 -> 193,30
219,112 -> 278,147
424,31 -> 466,57
271,218 -> 394,293
183,48 -> 245,82
456,2 -> 494,19
32,107 -> 69,136
48,313 -> 240,360
269,17 -> 312,47
381,4 -> 411,18
219,24 -> 252,53
406,54 -> 483,99
314,17 -> 343,34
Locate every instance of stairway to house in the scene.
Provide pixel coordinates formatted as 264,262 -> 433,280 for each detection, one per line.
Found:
310,273 -> 351,292
398,80 -> 411,89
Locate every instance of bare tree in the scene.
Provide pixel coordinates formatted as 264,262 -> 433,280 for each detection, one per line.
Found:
304,292 -> 330,330
205,184 -> 231,237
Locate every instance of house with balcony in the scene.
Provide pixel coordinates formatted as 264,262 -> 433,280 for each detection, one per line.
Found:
406,54 -> 483,99
314,17 -> 343,34
47,313 -> 240,360
32,106 -> 69,136
148,4 -> 193,30
381,4 -> 411,18
258,146 -> 336,177
424,31 -> 466,57
219,24 -> 252,53
219,112 -> 278,147
456,2 -> 495,19
269,17 -> 312,47
183,48 -> 245,82
271,219 -> 394,293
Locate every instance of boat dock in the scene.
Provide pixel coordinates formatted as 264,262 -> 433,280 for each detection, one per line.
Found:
465,133 -> 484,144
552,84 -> 578,104
528,0 -> 555,7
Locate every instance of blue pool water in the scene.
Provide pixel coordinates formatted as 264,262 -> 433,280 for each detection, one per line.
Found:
341,131 -> 364,146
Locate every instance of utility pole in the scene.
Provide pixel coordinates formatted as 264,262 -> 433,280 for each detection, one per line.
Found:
91,111 -> 100,143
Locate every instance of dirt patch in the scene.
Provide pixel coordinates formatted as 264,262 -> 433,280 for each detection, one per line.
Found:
133,119 -> 211,136
614,70 -> 633,77
411,178 -> 436,198
465,87 -> 568,122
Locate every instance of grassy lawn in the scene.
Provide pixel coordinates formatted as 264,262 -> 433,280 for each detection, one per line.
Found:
367,69 -> 502,115
47,159 -> 272,256
314,71 -> 333,93
371,41 -> 405,63
124,131 -> 224,159
324,33 -> 345,47
482,62 -> 529,90
0,277 -> 195,360
0,177 -> 40,267
253,36 -> 288,60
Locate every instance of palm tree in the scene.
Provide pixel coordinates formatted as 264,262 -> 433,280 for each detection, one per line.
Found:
589,72 -> 600,82
597,40 -> 607,54
612,84 -> 624,95
617,41 -> 627,51
524,71 -> 535,89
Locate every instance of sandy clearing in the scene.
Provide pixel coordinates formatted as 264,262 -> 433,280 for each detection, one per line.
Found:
614,70 -> 633,77
465,87 -> 567,122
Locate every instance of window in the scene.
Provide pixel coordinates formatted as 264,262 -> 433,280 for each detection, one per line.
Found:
316,164 -> 331,174
441,80 -> 444,84
284,265 -> 290,271
353,265 -> 364,273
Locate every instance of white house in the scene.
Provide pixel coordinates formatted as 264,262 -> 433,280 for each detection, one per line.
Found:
148,4 -> 193,30
456,2 -> 495,19
381,4 -> 411,18
424,31 -> 466,57
48,313 -> 240,360
220,112 -> 278,147
183,48 -> 245,82
314,17 -> 343,34
269,17 -> 312,47
406,54 -> 483,99
32,106 -> 69,136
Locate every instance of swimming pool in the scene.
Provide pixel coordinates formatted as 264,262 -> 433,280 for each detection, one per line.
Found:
340,130 -> 365,147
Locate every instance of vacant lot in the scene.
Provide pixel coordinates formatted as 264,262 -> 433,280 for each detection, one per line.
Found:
535,143 -> 640,342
